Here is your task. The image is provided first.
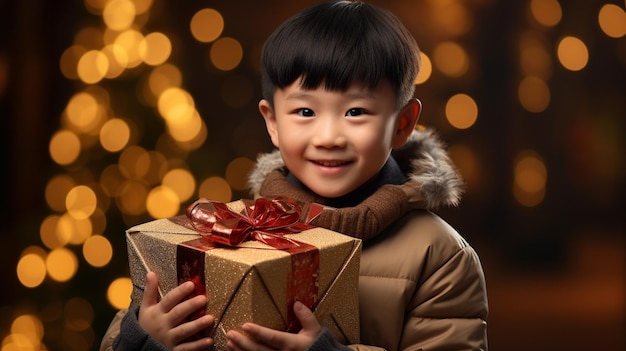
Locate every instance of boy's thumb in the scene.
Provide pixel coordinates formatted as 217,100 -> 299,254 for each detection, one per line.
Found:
141,271 -> 159,306
294,301 -> 321,333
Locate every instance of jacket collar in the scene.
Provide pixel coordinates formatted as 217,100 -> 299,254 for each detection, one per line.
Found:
285,156 -> 406,208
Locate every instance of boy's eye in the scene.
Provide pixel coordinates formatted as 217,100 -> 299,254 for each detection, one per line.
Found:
346,108 -> 365,117
296,108 -> 315,117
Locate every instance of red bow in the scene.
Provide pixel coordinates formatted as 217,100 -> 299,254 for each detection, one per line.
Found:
186,197 -> 323,249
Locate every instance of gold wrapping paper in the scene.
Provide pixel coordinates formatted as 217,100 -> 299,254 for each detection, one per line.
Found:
125,200 -> 362,350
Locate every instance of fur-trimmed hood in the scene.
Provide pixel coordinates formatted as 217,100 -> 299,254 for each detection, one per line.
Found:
247,128 -> 464,209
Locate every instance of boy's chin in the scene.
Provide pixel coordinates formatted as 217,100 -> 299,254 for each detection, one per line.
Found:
306,186 -> 355,199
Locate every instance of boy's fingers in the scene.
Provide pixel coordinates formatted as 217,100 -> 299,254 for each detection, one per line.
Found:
171,314 -> 214,344
294,301 -> 321,334
179,335 -> 214,351
168,294 -> 207,326
227,328 -> 273,351
141,272 -> 159,307
159,280 -> 197,312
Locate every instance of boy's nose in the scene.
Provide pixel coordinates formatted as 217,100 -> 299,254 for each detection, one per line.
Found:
311,116 -> 347,148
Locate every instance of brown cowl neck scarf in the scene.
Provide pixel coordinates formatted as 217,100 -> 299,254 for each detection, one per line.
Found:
257,158 -> 421,241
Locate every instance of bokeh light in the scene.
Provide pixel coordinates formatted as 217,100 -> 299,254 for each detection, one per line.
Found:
226,157 -> 254,191
209,37 -> 243,71
513,150 -> 547,207
518,76 -> 551,113
49,130 -> 81,166
430,0 -> 472,36
100,118 -> 131,152
519,32 -> 553,79
117,180 -> 149,215
2,332 -> 42,351
60,45 -> 85,79
445,93 -> 478,129
45,175 -> 76,212
65,91 -> 105,132
77,49 -> 108,84
147,63 -> 183,97
58,214 -> 93,245
107,278 -> 133,310
118,145 -> 150,180
66,185 -> 98,220
10,314 -> 44,347
133,0 -> 153,15
190,8 -> 224,43
101,44 -> 127,79
40,215 -> 66,249
598,4 -> 626,38
146,185 -> 180,218
415,52 -> 432,84
529,0 -> 562,27
139,32 -> 171,66
157,87 -> 195,122
46,248 -> 79,283
103,0 -> 136,31
83,235 -> 113,267
162,168 -> 196,203
113,29 -> 144,69
17,252 -> 47,288
432,41 -> 469,77
557,36 -> 589,71
198,176 -> 232,202
166,109 -> 205,143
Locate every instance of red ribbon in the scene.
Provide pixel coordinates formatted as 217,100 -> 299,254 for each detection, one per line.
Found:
178,196 -> 325,333
186,196 -> 322,250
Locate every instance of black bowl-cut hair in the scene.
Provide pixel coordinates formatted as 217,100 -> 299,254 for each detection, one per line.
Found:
261,0 -> 421,110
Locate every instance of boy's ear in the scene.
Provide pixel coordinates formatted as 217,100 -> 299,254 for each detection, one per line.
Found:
392,98 -> 422,148
258,99 -> 280,148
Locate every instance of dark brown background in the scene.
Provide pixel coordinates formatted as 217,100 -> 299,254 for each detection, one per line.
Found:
1,1 -> 624,350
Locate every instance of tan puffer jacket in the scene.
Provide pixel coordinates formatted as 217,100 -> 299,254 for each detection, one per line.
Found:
100,129 -> 488,351
248,129 -> 488,351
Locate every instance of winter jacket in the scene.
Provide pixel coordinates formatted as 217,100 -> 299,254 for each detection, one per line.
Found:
100,129 -> 488,351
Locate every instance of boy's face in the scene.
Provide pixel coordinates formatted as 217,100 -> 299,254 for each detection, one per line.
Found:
259,78 -> 420,198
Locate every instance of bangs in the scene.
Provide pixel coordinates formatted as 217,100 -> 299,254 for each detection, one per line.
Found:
265,6 -> 385,91
261,1 -> 419,105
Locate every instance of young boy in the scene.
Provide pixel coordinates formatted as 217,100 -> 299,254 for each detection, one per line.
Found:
100,1 -> 488,350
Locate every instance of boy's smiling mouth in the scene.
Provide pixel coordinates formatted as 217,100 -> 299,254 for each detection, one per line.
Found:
311,159 -> 353,167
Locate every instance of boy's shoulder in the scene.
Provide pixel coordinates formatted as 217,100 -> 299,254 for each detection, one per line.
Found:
368,209 -> 472,264
362,209 -> 481,282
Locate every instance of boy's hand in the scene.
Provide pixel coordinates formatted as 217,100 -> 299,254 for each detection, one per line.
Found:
138,271 -> 215,350
225,301 -> 322,351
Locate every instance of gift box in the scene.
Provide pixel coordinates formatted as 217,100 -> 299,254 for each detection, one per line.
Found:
125,197 -> 361,349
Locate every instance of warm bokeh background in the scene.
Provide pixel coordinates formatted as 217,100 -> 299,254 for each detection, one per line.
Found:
1,0 -> 624,350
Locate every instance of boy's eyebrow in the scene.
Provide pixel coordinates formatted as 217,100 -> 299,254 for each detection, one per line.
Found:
345,91 -> 377,100
285,92 -> 313,100
286,91 -> 377,100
